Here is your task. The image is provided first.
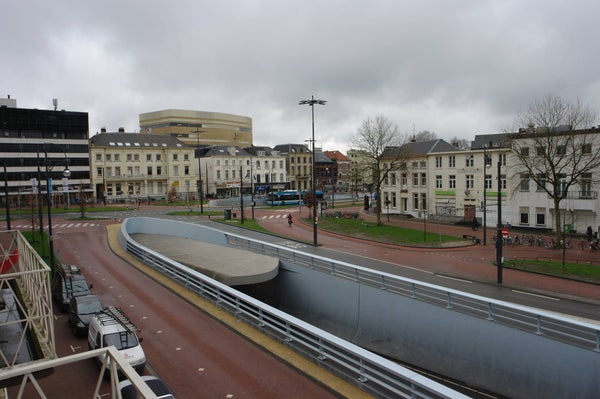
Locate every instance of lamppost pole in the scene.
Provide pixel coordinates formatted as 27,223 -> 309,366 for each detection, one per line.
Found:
194,129 -> 205,213
44,143 -> 71,270
299,96 -> 327,246
251,154 -> 255,220
483,144 -> 491,245
496,160 -> 503,284
239,164 -> 244,224
2,164 -> 10,231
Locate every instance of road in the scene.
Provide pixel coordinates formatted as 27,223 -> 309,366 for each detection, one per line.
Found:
5,220 -> 347,399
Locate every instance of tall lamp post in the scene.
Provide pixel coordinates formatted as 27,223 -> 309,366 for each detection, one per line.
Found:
43,143 -> 71,270
239,164 -> 244,224
299,95 -> 326,246
193,129 -> 206,213
496,160 -> 503,284
2,163 -> 10,230
483,144 -> 492,245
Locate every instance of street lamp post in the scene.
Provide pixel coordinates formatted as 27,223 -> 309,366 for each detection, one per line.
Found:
299,95 -> 326,246
2,163 -> 10,230
43,143 -> 71,270
193,129 -> 206,213
496,160 -> 503,284
239,164 -> 244,224
483,144 -> 492,245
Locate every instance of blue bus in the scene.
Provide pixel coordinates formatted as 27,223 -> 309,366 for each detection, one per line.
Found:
267,190 -> 324,206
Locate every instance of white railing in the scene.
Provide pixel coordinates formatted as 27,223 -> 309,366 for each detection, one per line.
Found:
225,234 -> 600,353
122,229 -> 468,399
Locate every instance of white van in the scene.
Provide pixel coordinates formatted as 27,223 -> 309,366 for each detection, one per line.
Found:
88,306 -> 146,373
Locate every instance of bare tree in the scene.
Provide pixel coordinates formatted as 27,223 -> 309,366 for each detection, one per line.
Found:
351,115 -> 408,225
413,130 -> 437,142
510,94 -> 600,234
449,136 -> 470,150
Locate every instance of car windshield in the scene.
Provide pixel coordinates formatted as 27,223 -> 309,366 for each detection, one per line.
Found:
103,331 -> 139,350
63,278 -> 90,295
77,300 -> 103,315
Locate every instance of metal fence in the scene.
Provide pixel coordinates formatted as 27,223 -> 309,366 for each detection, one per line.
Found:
122,227 -> 469,399
225,234 -> 600,353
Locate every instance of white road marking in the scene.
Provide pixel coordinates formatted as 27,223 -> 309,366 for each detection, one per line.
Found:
436,274 -> 472,284
512,290 -> 560,301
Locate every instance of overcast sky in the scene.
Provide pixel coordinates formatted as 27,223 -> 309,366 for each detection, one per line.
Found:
3,1 -> 599,153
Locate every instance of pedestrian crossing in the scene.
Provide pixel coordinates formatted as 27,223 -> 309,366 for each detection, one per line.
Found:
2,222 -> 99,230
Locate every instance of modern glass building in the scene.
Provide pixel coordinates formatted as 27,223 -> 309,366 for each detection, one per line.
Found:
0,98 -> 90,208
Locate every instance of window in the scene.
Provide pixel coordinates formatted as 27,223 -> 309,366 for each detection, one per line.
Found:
536,173 -> 546,191
412,173 -> 419,186
420,173 -> 427,186
173,154 -> 178,161
499,153 -> 507,166
556,145 -> 566,156
520,173 -> 530,191
114,154 -> 120,161
436,175 -> 442,189
466,175 -> 474,189
96,167 -> 103,176
157,166 -> 162,175
401,173 -> 407,186
520,208 -> 529,225
412,161 -> 418,169
126,154 -> 132,162
448,155 -> 455,168
184,154 -> 189,161
146,154 -> 152,161
390,173 -> 396,185
536,210 -> 546,226
420,193 -> 427,210
173,165 -> 179,175
115,167 -> 121,177
558,173 -> 567,196
520,147 -> 529,157
216,160 -> 221,166
420,161 -> 426,168
95,153 -> 102,161
449,175 -> 456,189
413,193 -> 419,210
465,155 -> 474,167
134,154 -> 139,161
581,173 -> 592,197
216,170 -> 221,179
435,156 -> 442,168
105,154 -> 111,161
279,160 -> 284,169
147,166 -> 152,176
485,174 -> 492,190
536,146 -> 545,156
582,143 -> 592,154
156,154 -> 161,161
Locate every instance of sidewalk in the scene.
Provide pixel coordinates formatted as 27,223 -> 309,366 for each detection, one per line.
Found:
256,205 -> 600,304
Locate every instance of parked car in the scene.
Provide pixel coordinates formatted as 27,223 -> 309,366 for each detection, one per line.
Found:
119,376 -> 175,399
88,306 -> 146,374
68,294 -> 103,337
52,264 -> 92,311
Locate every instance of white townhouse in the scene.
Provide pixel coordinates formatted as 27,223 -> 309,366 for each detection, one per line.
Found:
89,131 -> 196,203
200,146 -> 288,198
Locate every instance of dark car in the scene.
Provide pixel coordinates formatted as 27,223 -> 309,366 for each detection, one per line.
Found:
119,376 -> 175,399
68,294 -> 103,337
52,264 -> 92,311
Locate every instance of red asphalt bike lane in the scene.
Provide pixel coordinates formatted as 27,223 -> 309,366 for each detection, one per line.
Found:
256,205 -> 600,304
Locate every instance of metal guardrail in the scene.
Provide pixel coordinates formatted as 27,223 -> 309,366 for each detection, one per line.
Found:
122,229 -> 468,399
225,235 -> 600,353
0,346 -> 159,399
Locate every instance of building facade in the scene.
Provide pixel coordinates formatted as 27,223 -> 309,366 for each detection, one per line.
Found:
139,109 -> 253,148
89,131 -> 196,203
0,98 -> 90,208
273,144 -> 312,192
324,150 -> 351,192
200,146 -> 288,198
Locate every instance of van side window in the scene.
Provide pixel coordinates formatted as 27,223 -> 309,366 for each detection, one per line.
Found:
95,333 -> 101,349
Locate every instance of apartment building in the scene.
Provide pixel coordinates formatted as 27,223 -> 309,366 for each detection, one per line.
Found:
89,131 -> 195,203
273,143 -> 312,191
200,146 -> 287,198
0,97 -> 90,207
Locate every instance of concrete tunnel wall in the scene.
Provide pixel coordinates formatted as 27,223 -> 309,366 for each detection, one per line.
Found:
247,261 -> 600,399
121,218 -> 600,399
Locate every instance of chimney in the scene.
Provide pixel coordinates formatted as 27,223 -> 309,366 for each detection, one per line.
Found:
118,127 -> 125,133
100,127 -> 107,133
